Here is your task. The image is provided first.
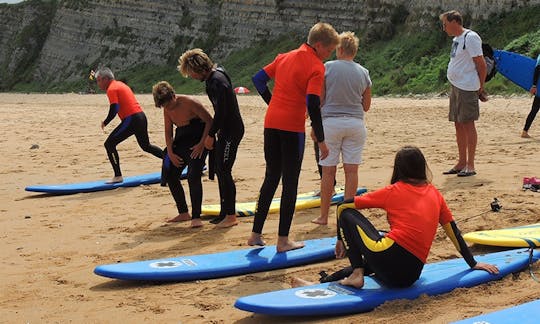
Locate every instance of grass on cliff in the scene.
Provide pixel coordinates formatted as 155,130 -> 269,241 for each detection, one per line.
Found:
103,5 -> 540,96
11,5 -> 540,95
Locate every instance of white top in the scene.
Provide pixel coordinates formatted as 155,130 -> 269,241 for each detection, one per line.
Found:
322,60 -> 372,119
447,29 -> 483,91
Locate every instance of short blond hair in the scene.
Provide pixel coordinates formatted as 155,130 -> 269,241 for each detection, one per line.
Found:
338,31 -> 359,57
307,22 -> 339,47
152,81 -> 175,108
177,48 -> 215,77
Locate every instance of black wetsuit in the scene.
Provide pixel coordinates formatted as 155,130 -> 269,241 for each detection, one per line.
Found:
161,119 -> 207,218
205,67 -> 244,218
104,111 -> 163,177
524,64 -> 540,132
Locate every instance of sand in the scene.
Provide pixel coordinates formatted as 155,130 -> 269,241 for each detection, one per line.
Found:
1,93 -> 539,323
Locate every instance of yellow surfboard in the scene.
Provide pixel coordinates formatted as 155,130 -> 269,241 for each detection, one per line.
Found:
201,187 -> 367,216
463,223 -> 540,247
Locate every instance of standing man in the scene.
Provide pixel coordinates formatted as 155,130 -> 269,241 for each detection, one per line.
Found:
249,22 -> 339,252
177,49 -> 245,228
440,10 -> 487,177
95,67 -> 163,183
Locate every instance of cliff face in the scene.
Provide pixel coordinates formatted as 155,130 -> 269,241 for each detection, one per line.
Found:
0,0 -> 538,88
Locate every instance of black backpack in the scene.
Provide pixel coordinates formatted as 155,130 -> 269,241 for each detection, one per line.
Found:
463,31 -> 497,82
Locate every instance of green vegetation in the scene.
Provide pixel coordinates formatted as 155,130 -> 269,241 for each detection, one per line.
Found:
3,5 -> 540,95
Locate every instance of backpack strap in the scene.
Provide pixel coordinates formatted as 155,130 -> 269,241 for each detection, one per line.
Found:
462,30 -> 471,50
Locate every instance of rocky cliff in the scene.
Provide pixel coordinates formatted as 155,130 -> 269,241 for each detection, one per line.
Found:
0,0 -> 538,89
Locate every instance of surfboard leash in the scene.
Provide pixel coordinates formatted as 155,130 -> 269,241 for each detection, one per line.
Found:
526,246 -> 540,283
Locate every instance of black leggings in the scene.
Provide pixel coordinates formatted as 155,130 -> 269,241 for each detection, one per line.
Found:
524,96 -> 540,132
212,130 -> 243,216
338,209 -> 424,287
104,112 -> 162,176
163,119 -> 207,218
252,128 -> 305,237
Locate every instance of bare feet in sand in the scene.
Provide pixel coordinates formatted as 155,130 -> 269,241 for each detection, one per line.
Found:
166,213 -> 191,223
339,268 -> 364,289
106,176 -> 123,184
247,232 -> 266,246
311,216 -> 328,225
190,218 -> 203,228
277,236 -> 305,253
291,277 -> 315,288
216,215 -> 239,228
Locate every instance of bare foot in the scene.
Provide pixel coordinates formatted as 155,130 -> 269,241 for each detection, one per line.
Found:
216,215 -> 239,228
521,130 -> 531,138
311,216 -> 328,225
190,218 -> 203,228
166,213 -> 191,223
247,233 -> 266,246
277,237 -> 305,253
339,268 -> 364,288
291,277 -> 315,288
106,176 -> 123,184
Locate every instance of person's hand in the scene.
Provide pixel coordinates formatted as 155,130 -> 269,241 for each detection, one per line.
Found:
337,198 -> 355,218
204,135 -> 215,150
335,240 -> 346,259
310,129 -> 317,142
190,142 -> 205,159
168,151 -> 184,168
530,85 -> 537,96
473,262 -> 499,274
318,141 -> 329,160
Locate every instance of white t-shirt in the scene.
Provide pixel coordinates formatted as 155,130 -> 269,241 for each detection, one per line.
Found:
447,29 -> 483,91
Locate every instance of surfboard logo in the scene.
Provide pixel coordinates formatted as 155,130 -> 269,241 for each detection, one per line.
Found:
149,260 -> 183,269
294,288 -> 337,299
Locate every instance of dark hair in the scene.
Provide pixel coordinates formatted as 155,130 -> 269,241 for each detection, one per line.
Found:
390,146 -> 432,185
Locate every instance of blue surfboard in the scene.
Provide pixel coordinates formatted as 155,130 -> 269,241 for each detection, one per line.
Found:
494,50 -> 539,96
452,299 -> 540,324
234,249 -> 540,316
94,237 -> 336,281
25,168 -> 188,195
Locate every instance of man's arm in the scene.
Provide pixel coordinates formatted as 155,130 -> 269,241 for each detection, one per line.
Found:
473,55 -> 487,91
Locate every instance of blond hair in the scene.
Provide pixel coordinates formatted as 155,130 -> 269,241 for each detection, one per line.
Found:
177,48 -> 215,77
152,81 -> 175,108
338,31 -> 359,57
307,22 -> 339,47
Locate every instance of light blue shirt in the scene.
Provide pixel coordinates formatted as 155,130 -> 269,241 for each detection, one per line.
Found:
322,60 -> 372,119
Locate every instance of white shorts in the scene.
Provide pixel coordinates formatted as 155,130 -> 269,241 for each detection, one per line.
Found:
319,117 -> 367,167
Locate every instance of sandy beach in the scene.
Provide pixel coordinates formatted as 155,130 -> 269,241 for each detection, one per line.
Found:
1,93 -> 539,323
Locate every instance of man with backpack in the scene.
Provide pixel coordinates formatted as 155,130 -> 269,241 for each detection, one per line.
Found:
440,10 -> 487,177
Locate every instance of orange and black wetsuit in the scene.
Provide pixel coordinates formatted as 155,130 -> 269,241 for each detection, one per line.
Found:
337,182 -> 477,287
251,43 -> 325,237
103,80 -> 162,177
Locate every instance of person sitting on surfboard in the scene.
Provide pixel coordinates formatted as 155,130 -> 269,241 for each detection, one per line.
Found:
95,67 -> 163,184
177,49 -> 245,228
293,146 -> 498,289
152,81 -> 213,228
521,54 -> 540,138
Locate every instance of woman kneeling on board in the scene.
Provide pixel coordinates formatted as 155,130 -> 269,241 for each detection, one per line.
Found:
293,146 -> 498,289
